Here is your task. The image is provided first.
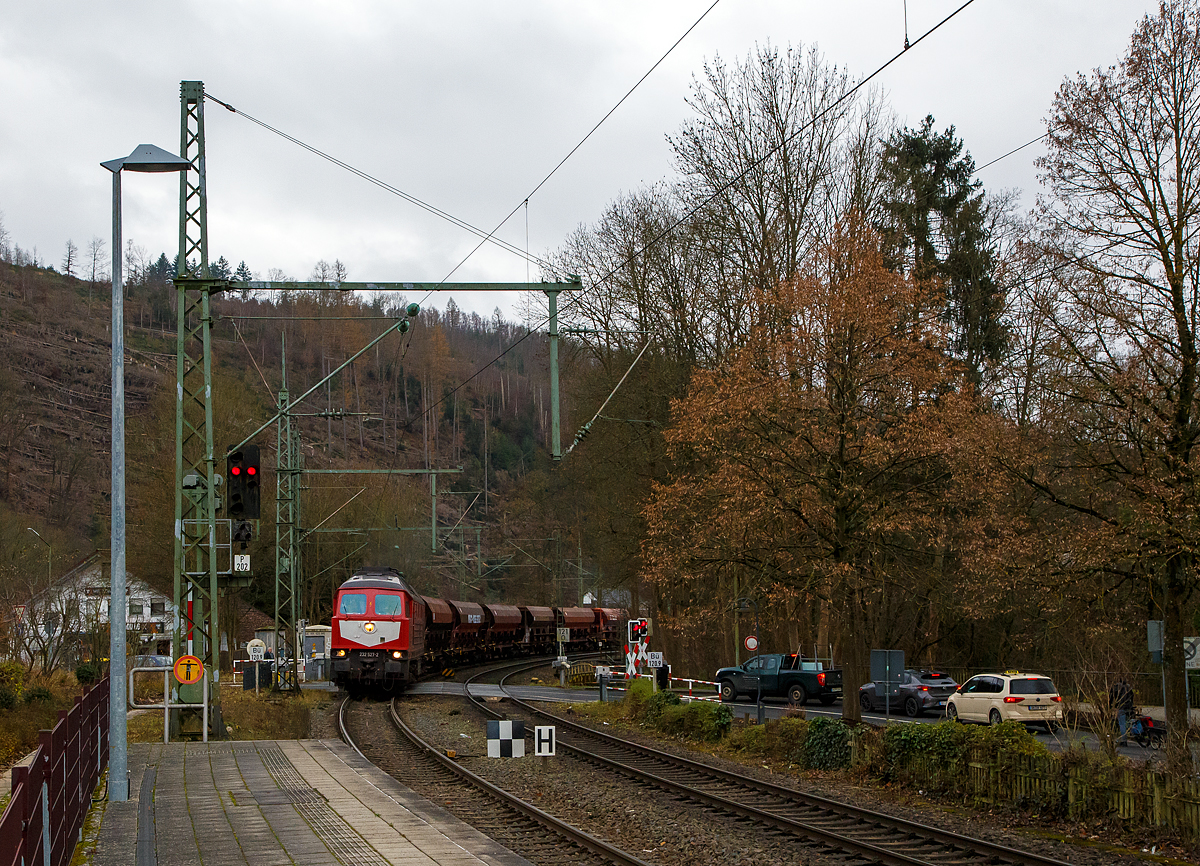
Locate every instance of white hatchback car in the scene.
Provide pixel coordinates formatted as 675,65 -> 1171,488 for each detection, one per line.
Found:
946,672 -> 1063,730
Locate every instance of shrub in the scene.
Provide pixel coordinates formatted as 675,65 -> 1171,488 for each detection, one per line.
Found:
75,662 -> 101,686
0,686 -> 16,711
0,661 -> 26,696
727,716 -> 810,763
803,717 -> 851,770
643,688 -> 682,722
622,677 -> 655,719
23,687 -> 53,704
658,700 -> 732,742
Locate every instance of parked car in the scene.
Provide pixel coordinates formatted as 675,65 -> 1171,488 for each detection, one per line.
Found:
715,653 -> 843,705
859,669 -> 958,717
946,671 -> 1063,730
132,654 -> 173,669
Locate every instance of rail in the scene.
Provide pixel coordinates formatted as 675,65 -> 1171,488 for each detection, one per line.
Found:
0,676 -> 109,866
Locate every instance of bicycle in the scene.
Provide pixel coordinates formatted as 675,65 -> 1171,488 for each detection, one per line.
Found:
1127,713 -> 1166,749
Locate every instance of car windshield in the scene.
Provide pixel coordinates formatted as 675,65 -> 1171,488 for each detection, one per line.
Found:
1009,677 -> 1057,695
373,593 -> 404,616
339,593 -> 368,615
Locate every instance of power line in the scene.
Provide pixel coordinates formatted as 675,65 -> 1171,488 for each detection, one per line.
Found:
424,0 -> 978,422
975,133 -> 1047,173
204,93 -> 554,272
425,0 -> 725,296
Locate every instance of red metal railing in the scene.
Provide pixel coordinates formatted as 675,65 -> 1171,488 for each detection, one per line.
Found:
0,676 -> 109,866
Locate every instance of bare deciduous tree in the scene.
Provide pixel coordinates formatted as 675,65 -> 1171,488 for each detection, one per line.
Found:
1036,0 -> 1200,743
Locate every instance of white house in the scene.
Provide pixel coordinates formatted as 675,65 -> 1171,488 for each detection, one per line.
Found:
9,554 -> 176,669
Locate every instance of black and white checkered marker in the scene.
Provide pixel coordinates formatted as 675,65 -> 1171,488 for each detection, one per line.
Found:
486,720 -> 525,758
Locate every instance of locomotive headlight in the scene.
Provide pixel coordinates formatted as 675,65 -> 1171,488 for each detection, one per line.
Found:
336,649 -> 346,657
392,651 -> 402,659
363,621 -> 376,633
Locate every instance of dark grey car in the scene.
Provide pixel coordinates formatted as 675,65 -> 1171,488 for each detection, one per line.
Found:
858,669 -> 958,717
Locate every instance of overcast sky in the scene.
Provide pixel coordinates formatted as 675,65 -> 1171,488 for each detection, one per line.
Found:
0,1 -> 1158,320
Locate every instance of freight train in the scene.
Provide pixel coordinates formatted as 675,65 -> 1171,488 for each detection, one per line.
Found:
330,566 -> 626,694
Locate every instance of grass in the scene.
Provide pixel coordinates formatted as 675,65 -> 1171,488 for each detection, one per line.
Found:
127,684 -> 333,742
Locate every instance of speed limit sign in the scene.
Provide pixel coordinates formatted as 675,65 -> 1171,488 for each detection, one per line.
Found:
744,635 -> 759,652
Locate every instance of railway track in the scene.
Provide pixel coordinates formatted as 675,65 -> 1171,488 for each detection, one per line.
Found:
455,666 -> 1073,866
338,662 -> 652,866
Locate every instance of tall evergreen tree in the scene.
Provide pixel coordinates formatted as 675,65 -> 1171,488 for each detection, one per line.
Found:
234,260 -> 253,281
880,116 -> 1004,383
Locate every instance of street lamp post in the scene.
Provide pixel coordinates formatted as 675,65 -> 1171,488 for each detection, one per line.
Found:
26,528 -> 51,585
737,597 -> 764,725
101,144 -> 190,802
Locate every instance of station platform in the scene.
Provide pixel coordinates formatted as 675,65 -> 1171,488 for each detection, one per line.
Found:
92,739 -> 532,866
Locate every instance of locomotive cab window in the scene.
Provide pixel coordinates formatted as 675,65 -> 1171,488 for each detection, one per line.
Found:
373,593 -> 405,616
339,593 -> 368,615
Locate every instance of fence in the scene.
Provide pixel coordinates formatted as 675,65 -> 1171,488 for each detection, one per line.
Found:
890,745 -> 1200,837
0,676 -> 109,866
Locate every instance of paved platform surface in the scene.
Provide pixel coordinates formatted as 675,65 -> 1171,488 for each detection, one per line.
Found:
93,739 -> 532,866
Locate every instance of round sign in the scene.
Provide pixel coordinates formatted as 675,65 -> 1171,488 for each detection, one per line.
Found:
247,639 -> 267,662
744,635 -> 759,652
173,654 -> 204,685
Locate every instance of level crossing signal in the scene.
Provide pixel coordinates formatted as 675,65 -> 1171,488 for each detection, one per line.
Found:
627,618 -> 648,644
226,444 -> 261,520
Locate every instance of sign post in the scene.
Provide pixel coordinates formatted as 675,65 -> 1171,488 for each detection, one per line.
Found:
870,649 -> 905,719
247,639 -> 267,694
534,726 -> 556,757
172,655 -> 208,742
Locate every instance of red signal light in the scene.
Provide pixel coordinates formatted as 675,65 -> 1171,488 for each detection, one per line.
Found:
230,467 -> 241,476
247,466 -> 256,476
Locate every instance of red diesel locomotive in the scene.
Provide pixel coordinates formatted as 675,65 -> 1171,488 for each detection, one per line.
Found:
330,566 -> 626,694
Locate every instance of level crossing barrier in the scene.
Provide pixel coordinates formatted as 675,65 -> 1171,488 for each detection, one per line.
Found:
595,670 -> 721,702
0,675 -> 109,866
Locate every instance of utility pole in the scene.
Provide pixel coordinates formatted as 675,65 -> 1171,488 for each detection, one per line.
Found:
275,332 -> 301,691
167,79 -> 581,724
171,80 -> 223,738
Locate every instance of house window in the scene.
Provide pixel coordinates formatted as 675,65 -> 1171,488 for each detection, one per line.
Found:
129,602 -> 144,617
150,602 -> 166,617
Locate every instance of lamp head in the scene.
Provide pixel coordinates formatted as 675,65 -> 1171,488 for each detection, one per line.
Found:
102,144 -> 190,174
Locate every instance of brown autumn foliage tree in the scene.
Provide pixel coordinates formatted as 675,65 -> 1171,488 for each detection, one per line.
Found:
1032,0 -> 1200,743
643,219 -> 973,721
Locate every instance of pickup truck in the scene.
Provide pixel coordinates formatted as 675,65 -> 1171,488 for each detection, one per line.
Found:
715,653 -> 843,705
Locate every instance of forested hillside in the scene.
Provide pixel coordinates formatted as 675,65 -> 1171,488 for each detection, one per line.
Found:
0,255 -> 613,636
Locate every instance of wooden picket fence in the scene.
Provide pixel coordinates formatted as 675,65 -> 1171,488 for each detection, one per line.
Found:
0,676 -> 109,866
893,746 -> 1200,837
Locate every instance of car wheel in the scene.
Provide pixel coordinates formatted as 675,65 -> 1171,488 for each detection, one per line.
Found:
904,697 -> 920,718
989,708 -> 1003,726
860,692 -> 873,713
947,702 -> 960,723
719,681 -> 736,703
789,685 -> 808,705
